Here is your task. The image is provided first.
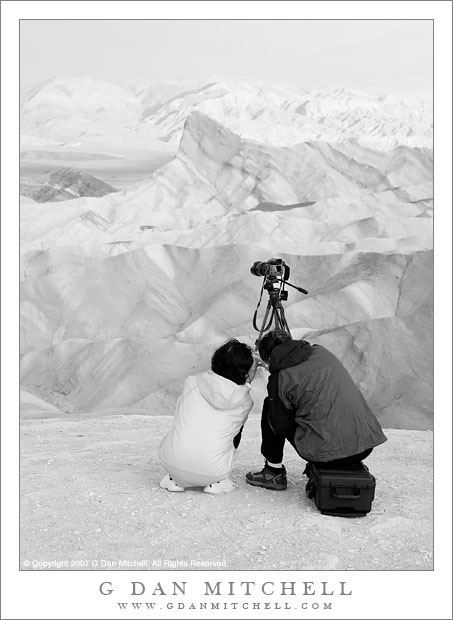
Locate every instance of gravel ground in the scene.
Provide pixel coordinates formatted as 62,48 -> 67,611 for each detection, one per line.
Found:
20,413 -> 433,571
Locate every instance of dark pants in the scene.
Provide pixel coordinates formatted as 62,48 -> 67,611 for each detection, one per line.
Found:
260,406 -> 373,466
233,427 -> 243,450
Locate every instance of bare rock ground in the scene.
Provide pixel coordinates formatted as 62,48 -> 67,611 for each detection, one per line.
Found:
20,413 -> 433,571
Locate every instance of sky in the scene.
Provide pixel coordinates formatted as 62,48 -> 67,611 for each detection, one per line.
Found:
20,19 -> 433,97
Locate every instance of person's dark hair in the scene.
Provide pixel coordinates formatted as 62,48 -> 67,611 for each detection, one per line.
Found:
211,339 -> 253,385
258,329 -> 292,363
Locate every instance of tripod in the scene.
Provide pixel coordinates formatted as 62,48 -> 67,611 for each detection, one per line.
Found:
253,277 -> 307,349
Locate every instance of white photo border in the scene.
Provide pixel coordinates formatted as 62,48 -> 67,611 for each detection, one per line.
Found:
2,2 -> 451,619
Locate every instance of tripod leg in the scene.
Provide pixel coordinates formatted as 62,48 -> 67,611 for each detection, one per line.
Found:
255,301 -> 274,348
274,303 -> 292,338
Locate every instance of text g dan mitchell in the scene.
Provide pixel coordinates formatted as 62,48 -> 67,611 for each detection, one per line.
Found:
99,580 -> 353,597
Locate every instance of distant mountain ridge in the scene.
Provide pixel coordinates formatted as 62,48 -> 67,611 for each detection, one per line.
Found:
21,76 -> 433,153
20,110 -> 433,236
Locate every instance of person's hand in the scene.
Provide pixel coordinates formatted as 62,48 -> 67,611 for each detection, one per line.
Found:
246,356 -> 258,383
255,352 -> 269,371
247,353 -> 266,382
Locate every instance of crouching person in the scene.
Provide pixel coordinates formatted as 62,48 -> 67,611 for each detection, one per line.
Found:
159,339 -> 258,494
246,330 -> 387,491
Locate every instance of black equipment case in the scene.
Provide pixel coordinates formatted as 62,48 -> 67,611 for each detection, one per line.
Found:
305,462 -> 376,517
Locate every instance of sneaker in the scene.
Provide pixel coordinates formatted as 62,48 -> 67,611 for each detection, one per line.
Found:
203,478 -> 235,494
245,465 -> 287,491
160,474 -> 185,493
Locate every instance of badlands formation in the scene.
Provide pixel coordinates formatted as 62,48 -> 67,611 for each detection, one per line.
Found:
19,168 -> 118,202
20,77 -> 433,430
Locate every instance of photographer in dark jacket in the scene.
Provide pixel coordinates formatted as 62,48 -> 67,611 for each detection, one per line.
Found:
246,330 -> 387,491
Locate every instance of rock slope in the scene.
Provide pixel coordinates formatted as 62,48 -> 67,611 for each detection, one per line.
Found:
20,109 -> 433,428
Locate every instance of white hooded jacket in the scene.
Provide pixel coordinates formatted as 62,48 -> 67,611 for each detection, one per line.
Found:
159,370 -> 253,486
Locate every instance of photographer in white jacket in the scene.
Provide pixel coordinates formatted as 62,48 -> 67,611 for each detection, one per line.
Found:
159,339 -> 259,494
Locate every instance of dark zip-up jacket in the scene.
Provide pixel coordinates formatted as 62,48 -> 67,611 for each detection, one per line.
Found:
266,340 -> 387,461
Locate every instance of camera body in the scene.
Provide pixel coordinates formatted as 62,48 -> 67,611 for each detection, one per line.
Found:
250,258 -> 290,281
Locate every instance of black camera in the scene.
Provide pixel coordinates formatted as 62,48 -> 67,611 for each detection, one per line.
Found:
251,257 -> 308,347
250,258 -> 290,280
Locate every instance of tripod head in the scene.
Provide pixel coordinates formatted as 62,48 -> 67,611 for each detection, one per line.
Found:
263,276 -> 288,300
262,273 -> 308,304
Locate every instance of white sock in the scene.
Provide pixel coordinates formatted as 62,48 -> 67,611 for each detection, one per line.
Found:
267,461 -> 283,468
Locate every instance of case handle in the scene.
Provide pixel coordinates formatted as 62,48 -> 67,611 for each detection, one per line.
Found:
331,487 -> 361,499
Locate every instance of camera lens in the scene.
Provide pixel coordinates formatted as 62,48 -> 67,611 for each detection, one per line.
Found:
250,261 -> 268,277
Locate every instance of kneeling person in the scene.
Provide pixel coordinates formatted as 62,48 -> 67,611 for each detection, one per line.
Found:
159,339 -> 258,494
246,330 -> 387,491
